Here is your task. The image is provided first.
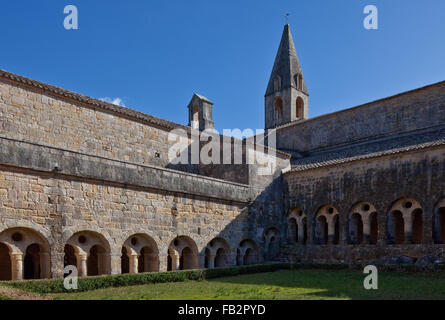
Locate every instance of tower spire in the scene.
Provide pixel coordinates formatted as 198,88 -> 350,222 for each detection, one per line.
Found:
264,24 -> 309,129
265,24 -> 307,96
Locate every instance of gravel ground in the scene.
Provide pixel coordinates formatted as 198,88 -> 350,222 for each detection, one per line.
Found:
0,285 -> 52,300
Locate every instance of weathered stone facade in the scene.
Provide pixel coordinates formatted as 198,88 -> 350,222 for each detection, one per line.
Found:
0,24 -> 444,280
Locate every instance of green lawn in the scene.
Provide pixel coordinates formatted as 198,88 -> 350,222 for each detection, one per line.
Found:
50,269 -> 445,300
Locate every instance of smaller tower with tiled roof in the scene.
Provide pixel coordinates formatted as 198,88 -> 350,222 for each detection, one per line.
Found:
187,93 -> 214,131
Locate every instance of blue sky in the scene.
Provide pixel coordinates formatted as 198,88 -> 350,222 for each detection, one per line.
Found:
1,0 -> 444,133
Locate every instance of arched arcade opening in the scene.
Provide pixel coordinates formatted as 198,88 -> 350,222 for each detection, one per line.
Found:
167,236 -> 199,271
0,227 -> 51,281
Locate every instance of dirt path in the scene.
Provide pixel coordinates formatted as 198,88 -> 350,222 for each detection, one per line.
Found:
0,285 -> 53,300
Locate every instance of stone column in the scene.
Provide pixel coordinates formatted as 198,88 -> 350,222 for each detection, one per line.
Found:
404,215 -> 413,244
110,253 -> 121,275
327,220 -> 335,245
363,222 -> 371,245
298,223 -> 305,244
51,249 -> 65,279
129,254 -> 139,274
174,250 -> 180,270
78,253 -> 88,277
159,253 -> 168,272
11,253 -> 23,281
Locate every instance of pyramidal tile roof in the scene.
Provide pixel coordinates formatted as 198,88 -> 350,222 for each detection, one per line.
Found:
265,24 -> 307,96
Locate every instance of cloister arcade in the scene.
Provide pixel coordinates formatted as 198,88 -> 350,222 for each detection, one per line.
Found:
121,234 -> 159,274
314,206 -> 340,245
1,195 -> 443,281
263,227 -> 281,261
348,202 -> 378,245
0,227 -> 263,280
64,231 -> 111,277
387,198 -> 423,244
167,236 -> 199,271
204,238 -> 231,268
0,227 -> 50,281
287,208 -> 307,244
236,239 -> 259,266
289,197 -> 442,246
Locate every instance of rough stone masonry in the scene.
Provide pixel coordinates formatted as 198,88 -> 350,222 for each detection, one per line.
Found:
0,24 -> 444,280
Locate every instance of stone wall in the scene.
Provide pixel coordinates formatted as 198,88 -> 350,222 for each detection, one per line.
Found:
0,78 -> 177,168
0,75 -> 289,186
275,81 -> 445,153
0,72 -> 292,279
2,69 -> 444,277
282,146 -> 445,263
0,163 -> 259,278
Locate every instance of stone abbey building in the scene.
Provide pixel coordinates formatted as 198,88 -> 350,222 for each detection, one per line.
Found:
0,24 -> 444,280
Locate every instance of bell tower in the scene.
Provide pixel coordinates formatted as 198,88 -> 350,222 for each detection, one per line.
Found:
265,24 -> 309,129
187,93 -> 214,131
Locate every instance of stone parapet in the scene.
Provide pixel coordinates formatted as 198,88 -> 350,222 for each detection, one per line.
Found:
0,136 -> 250,203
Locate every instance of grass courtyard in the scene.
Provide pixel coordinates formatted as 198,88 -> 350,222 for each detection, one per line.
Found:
48,269 -> 445,300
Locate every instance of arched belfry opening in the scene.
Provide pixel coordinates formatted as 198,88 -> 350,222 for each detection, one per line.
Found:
274,97 -> 283,121
298,74 -> 303,90
296,97 -> 304,119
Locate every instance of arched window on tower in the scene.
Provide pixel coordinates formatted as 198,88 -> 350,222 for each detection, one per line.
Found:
274,97 -> 283,121
296,97 -> 304,119
274,76 -> 281,92
298,74 -> 303,90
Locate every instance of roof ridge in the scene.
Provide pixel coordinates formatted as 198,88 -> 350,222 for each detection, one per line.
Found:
289,138 -> 445,172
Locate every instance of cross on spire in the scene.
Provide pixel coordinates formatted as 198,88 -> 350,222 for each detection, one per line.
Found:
284,13 -> 290,24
